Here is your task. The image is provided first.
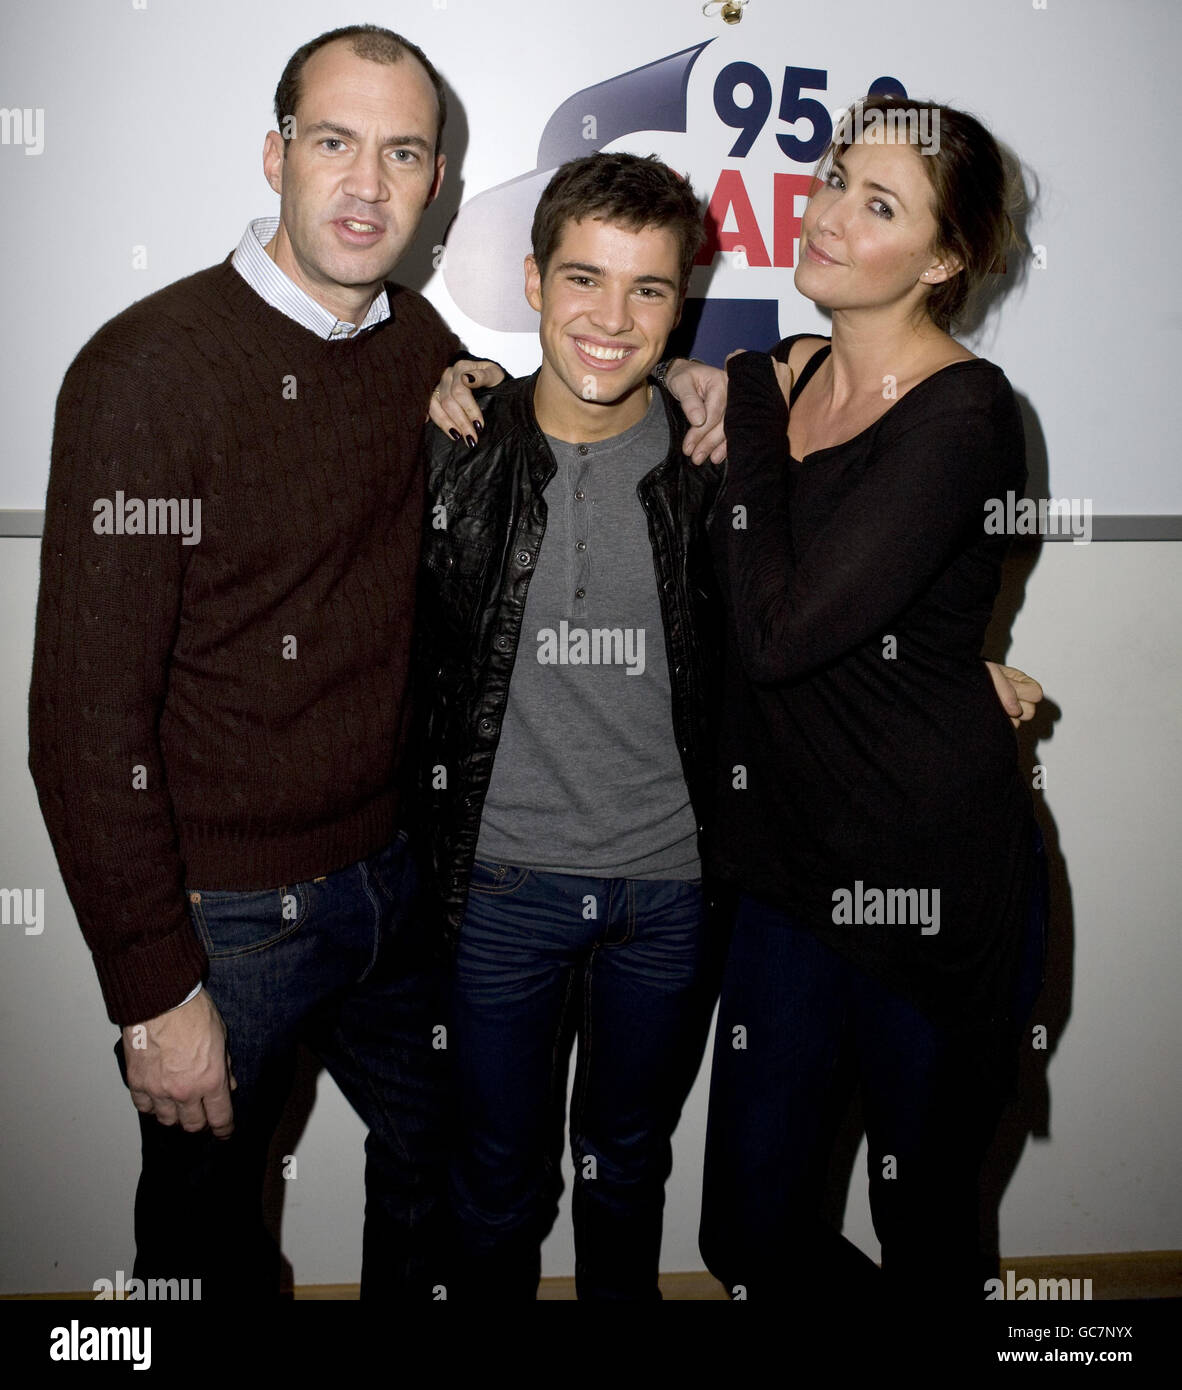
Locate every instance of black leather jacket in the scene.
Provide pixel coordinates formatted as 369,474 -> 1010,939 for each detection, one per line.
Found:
412,370 -> 724,946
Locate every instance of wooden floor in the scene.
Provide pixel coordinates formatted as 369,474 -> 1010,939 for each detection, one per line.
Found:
294,1253 -> 1182,1301
537,1271 -> 729,1300
6,1251 -> 1180,1301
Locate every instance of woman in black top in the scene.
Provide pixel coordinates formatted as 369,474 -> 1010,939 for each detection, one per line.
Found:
699,98 -> 1047,1301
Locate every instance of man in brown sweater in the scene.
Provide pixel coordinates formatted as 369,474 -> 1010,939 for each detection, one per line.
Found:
28,25 -> 461,1299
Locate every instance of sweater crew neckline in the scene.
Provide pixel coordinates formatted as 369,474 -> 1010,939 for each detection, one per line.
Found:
208,254 -> 400,353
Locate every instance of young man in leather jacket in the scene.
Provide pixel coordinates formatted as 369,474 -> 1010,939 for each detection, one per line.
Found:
415,153 -> 722,1301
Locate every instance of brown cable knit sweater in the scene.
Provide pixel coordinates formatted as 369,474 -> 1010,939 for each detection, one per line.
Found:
28,257 -> 461,1025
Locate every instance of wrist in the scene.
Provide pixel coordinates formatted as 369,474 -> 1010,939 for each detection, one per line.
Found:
653,356 -> 704,385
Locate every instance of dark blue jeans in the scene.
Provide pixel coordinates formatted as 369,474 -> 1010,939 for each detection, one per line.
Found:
448,862 -> 713,1301
700,845 -> 1047,1303
119,834 -> 449,1300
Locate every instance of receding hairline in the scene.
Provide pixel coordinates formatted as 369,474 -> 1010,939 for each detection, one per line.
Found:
306,34 -> 439,104
277,27 -> 447,156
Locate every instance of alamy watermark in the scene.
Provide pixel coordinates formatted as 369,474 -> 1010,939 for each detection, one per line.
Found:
831,882 -> 940,935
984,491 -> 1092,544
49,1321 -> 150,1371
833,102 -> 940,156
92,492 -> 201,545
0,106 -> 44,156
986,1269 -> 1093,1300
93,1269 -> 201,1300
536,622 -> 645,676
0,887 -> 43,935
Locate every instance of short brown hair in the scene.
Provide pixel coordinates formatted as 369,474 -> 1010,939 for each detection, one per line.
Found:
531,153 -> 705,301
274,25 -> 447,158
820,96 -> 1019,331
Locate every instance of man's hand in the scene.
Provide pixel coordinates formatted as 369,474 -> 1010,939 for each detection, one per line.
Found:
664,359 -> 728,465
427,359 -> 505,443
122,988 -> 236,1138
985,661 -> 1045,729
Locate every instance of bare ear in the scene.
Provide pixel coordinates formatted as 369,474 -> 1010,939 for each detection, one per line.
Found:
262,131 -> 285,197
426,153 -> 446,208
524,254 -> 543,312
671,294 -> 685,333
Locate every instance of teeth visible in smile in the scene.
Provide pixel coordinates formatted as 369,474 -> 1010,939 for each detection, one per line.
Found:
344,220 -> 378,232
576,340 -> 631,361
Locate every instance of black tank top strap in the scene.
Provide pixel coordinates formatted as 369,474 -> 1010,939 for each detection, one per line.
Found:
789,342 -> 831,406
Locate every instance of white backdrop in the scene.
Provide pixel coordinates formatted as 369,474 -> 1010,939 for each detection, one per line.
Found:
1,0 -> 1180,515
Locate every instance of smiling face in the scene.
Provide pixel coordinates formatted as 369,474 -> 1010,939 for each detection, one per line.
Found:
261,38 -> 445,324
795,139 -> 958,323
525,216 -> 682,442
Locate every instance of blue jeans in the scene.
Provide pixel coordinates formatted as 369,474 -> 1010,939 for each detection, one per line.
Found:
700,834 -> 1048,1302
118,834 -> 449,1300
448,862 -> 713,1301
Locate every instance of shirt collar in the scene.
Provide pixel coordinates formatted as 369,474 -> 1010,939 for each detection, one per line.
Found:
231,217 -> 390,340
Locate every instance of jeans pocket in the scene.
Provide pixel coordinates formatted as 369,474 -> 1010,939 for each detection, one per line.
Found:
467,859 -> 531,897
187,883 -> 310,959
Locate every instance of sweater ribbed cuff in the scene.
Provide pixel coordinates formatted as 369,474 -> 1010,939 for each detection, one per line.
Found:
95,918 -> 208,1028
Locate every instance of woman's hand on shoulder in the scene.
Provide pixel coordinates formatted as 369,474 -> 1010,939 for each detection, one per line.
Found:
427,359 -> 505,444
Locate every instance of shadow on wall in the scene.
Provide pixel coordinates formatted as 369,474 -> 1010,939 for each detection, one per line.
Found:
980,531 -> 1071,1266
974,163 -> 1069,1261
389,75 -> 469,299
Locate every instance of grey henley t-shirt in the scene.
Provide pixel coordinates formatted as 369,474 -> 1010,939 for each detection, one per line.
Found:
474,390 -> 700,880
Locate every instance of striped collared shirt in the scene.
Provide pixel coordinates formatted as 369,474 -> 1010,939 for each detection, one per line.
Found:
231,217 -> 390,340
